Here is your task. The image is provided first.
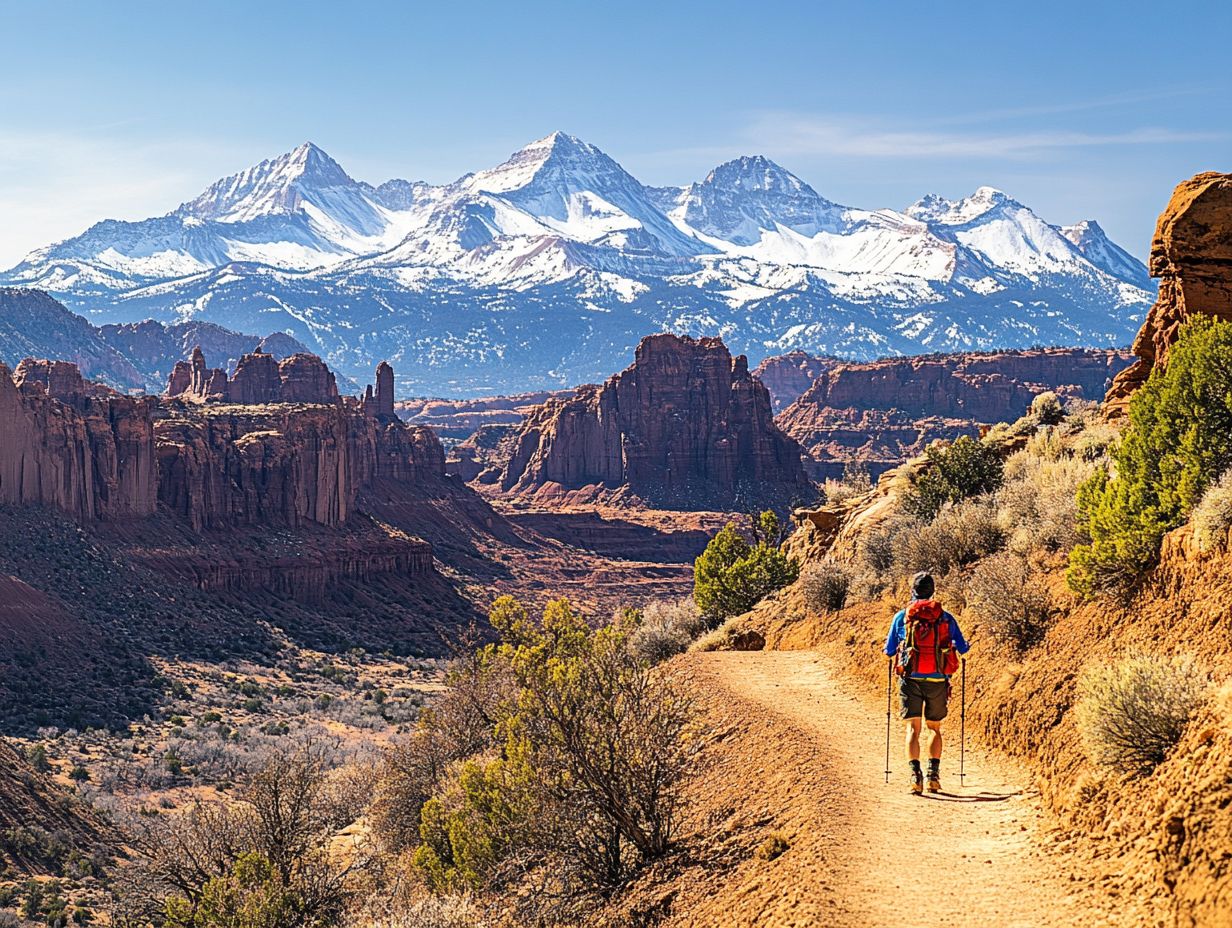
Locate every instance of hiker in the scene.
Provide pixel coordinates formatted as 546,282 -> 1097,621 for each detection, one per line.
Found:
884,571 -> 969,794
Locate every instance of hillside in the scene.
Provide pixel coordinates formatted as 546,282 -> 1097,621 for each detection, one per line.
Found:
1,135 -> 1152,395
0,287 -> 314,392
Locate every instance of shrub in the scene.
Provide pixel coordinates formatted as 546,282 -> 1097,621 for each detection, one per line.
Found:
893,501 -> 1004,575
822,465 -> 872,507
379,894 -> 486,928
998,450 -> 1101,555
799,559 -> 851,613
627,598 -> 707,664
1069,317 -> 1232,596
756,833 -> 790,861
694,512 -> 799,622
413,597 -> 695,894
1029,391 -> 1065,425
965,552 -> 1052,652
1074,654 -> 1210,776
904,436 -> 1004,520
1191,468 -> 1232,552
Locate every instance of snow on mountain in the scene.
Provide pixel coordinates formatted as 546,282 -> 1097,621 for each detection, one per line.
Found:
1059,220 -> 1152,288
1,134 -> 1154,396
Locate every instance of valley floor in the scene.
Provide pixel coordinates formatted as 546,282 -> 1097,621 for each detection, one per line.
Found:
640,652 -> 1155,928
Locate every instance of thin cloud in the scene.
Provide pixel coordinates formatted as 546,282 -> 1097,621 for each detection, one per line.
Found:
738,114 -> 1226,161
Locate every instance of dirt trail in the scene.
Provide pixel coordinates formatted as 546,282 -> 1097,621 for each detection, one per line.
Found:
680,651 -> 1121,928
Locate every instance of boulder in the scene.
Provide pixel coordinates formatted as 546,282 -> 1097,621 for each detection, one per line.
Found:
1106,172 -> 1232,414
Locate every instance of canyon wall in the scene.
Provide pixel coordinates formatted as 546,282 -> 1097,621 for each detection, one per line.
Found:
1105,171 -> 1232,413
500,334 -> 814,510
0,360 -> 157,521
751,350 -> 835,410
778,348 -> 1133,478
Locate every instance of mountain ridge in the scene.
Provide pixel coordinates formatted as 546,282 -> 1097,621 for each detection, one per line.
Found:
1,133 -> 1153,396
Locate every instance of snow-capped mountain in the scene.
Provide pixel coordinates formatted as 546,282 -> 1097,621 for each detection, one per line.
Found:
1,133 -> 1153,396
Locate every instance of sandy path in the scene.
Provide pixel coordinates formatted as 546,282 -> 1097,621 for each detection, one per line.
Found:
688,651 -> 1112,928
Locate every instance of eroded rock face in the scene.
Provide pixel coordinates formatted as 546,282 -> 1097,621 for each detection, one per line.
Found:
752,351 -> 835,411
778,348 -> 1133,478
0,362 -> 157,520
501,334 -> 813,510
1105,172 -> 1232,413
278,353 -> 339,404
165,347 -> 340,405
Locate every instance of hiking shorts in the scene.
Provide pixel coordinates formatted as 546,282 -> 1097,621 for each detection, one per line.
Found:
899,677 -> 950,722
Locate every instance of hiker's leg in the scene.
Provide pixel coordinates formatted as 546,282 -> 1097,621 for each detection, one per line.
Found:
905,717 -> 922,762
925,720 -> 943,759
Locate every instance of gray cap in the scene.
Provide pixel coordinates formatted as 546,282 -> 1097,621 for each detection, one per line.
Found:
911,572 -> 935,600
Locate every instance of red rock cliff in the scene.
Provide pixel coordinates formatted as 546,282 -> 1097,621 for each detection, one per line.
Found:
778,348 -> 1132,478
500,334 -> 813,510
1105,172 -> 1232,413
0,361 -> 157,520
752,351 -> 835,410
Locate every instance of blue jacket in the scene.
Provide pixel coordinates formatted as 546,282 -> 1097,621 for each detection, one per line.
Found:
884,601 -> 969,680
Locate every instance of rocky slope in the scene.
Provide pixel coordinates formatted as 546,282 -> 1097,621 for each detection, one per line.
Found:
0,287 -> 313,392
1106,171 -> 1232,413
0,135 -> 1152,395
499,334 -> 814,510
777,348 -> 1133,478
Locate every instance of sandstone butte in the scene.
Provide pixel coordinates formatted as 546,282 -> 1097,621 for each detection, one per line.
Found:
1105,171 -> 1232,413
499,333 -> 815,511
776,347 -> 1133,479
0,347 -> 441,538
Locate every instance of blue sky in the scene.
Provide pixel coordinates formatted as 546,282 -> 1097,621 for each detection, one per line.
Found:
1,0 -> 1228,266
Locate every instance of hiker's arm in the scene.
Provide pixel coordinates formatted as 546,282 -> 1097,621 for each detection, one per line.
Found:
949,615 -> 970,654
884,613 -> 902,656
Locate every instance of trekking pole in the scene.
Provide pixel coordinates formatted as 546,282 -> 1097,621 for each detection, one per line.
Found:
959,656 -> 967,787
884,657 -> 892,784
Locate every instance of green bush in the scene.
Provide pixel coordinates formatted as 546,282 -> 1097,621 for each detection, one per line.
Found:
693,512 -> 799,622
1074,654 -> 1209,776
1029,391 -> 1065,425
904,436 -> 1004,520
1069,317 -> 1232,596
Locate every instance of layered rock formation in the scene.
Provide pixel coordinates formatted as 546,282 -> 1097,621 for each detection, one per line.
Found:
778,348 -> 1133,478
500,334 -> 813,510
0,360 -> 157,521
400,389 -> 573,439
1105,172 -> 1232,413
166,347 -> 339,405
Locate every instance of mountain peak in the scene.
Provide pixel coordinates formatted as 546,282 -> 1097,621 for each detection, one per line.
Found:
177,142 -> 355,222
467,132 -> 616,196
906,186 -> 1018,225
701,155 -> 821,199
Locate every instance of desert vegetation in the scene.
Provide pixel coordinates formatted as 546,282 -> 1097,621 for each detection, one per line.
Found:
693,511 -> 799,622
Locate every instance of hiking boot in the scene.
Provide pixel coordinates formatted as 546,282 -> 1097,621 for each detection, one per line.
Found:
910,768 -> 924,795
927,773 -> 942,793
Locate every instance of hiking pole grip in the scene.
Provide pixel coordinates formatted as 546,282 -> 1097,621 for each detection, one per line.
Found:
960,656 -> 967,786
885,657 -> 892,784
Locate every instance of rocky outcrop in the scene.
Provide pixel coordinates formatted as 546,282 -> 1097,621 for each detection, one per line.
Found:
0,362 -> 157,520
752,351 -> 835,410
778,348 -> 1133,478
1105,172 -> 1232,414
362,361 -> 396,419
500,334 -> 813,510
166,348 -> 340,405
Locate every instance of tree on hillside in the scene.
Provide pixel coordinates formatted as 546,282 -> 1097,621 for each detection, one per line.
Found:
694,511 -> 799,622
1069,316 -> 1232,596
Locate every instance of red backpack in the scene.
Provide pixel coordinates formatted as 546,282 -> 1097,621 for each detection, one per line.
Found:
895,600 -> 959,677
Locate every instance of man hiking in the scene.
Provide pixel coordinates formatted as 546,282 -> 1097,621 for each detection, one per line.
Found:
884,571 -> 969,794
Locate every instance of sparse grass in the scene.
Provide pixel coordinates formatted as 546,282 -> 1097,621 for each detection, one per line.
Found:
1191,468 -> 1232,553
799,559 -> 851,613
